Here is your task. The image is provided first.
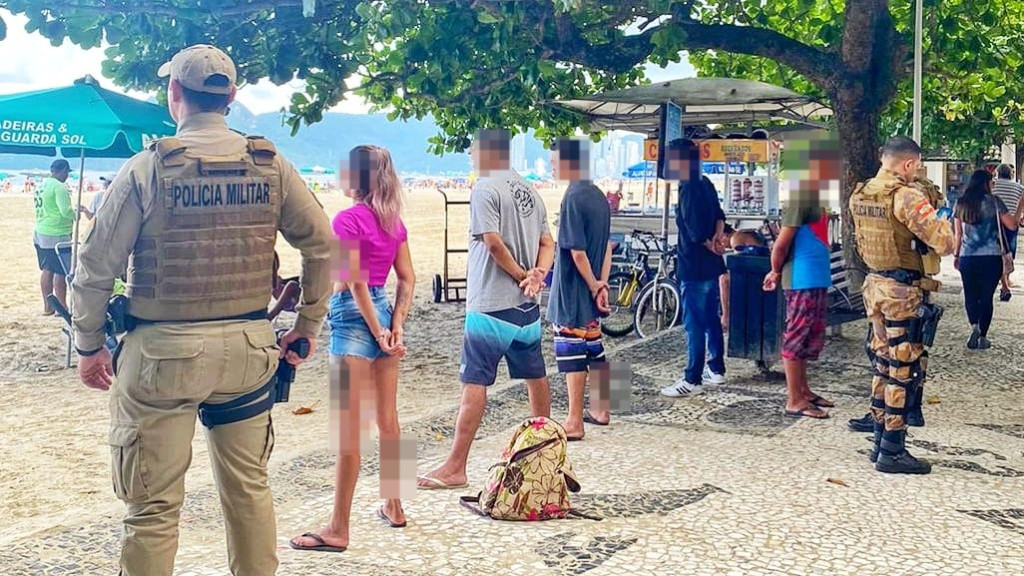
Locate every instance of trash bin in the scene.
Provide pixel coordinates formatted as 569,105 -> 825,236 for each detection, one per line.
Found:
726,252 -> 784,369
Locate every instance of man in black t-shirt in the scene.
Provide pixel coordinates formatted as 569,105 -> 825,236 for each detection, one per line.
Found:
661,139 -> 727,398
547,139 -> 613,440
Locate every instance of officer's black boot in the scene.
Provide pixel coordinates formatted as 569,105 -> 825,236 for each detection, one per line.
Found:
906,386 -> 925,427
875,429 -> 932,474
869,422 -> 884,463
848,412 -> 876,433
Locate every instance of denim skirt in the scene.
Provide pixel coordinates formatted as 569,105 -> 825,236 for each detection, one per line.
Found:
328,287 -> 393,360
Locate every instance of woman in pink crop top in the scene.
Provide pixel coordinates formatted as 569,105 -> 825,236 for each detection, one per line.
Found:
291,145 -> 415,553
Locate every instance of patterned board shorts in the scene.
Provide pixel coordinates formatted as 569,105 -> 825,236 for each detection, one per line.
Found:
460,304 -> 546,386
782,288 -> 828,361
552,321 -> 607,374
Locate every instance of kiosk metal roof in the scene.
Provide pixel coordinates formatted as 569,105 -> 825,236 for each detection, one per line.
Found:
551,77 -> 832,133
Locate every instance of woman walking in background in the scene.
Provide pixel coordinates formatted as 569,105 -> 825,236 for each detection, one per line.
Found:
954,169 -> 1018,350
291,145 -> 415,553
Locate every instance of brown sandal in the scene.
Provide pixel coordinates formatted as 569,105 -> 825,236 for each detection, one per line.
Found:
289,532 -> 347,553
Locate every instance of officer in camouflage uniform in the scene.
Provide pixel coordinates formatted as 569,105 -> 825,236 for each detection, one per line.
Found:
846,170 -> 947,434
849,136 -> 955,475
72,45 -> 334,575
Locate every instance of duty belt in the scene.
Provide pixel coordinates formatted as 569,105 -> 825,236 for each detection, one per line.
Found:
871,269 -> 923,285
126,309 -> 269,332
198,376 -> 277,429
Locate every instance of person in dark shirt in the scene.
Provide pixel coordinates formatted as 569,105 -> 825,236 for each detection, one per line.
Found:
547,139 -> 613,440
661,139 -> 727,397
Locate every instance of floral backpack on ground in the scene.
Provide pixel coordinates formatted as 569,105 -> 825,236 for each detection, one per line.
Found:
460,416 -> 600,521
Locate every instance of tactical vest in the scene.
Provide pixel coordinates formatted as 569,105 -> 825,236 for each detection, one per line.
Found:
126,136 -> 281,321
849,177 -> 924,274
913,177 -> 944,276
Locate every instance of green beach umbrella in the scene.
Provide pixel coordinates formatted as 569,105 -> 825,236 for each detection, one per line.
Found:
0,75 -> 176,350
0,75 -> 175,157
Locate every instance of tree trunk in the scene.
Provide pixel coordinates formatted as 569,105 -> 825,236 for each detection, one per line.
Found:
833,82 -> 884,290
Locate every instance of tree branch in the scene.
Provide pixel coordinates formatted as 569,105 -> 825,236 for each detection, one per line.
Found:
29,0 -> 345,19
534,4 -> 837,91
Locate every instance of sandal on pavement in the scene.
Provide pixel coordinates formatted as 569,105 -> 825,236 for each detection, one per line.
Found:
377,506 -> 407,528
784,406 -> 830,420
808,394 -> 836,408
416,475 -> 468,490
289,533 -> 347,553
583,410 -> 610,426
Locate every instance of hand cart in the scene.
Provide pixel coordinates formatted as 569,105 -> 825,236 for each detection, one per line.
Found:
432,187 -> 471,303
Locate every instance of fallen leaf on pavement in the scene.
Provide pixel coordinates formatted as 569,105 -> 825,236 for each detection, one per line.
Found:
435,434 -> 445,441
292,401 -> 320,415
826,478 -> 849,487
926,396 -> 941,405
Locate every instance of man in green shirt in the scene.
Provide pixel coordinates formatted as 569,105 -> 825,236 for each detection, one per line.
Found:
33,159 -> 75,315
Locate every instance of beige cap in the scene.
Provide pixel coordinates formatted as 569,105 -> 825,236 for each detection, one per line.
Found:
157,44 -> 237,95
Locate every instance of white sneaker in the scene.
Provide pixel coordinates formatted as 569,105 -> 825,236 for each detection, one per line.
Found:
661,379 -> 705,397
702,366 -> 726,386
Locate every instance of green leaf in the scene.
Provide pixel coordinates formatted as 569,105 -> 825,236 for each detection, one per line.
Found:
355,1 -> 373,21
477,11 -> 502,24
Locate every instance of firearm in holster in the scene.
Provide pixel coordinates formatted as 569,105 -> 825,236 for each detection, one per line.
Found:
911,237 -> 930,256
49,294 -> 128,345
274,337 -> 310,403
197,335 -> 310,429
917,302 -> 943,348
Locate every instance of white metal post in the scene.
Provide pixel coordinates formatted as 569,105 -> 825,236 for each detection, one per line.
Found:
913,0 -> 924,144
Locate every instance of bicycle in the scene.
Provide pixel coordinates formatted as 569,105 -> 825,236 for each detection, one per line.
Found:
633,249 -> 681,339
601,230 -> 665,338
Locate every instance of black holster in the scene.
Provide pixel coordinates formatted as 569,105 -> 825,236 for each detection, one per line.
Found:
918,303 -> 943,348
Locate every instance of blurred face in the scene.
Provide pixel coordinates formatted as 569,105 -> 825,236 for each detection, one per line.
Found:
553,140 -> 590,182
809,156 -> 841,182
340,150 -> 379,199
664,143 -> 702,182
472,133 -> 510,176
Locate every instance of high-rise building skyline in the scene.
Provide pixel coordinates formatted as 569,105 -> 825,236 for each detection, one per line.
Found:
510,133 -> 528,173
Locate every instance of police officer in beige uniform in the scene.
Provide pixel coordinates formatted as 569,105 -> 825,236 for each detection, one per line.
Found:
72,45 -> 333,576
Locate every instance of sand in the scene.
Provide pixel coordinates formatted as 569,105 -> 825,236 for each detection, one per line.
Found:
0,185 -> 567,544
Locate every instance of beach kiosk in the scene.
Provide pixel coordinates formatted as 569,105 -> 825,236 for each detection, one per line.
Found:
551,78 -> 831,238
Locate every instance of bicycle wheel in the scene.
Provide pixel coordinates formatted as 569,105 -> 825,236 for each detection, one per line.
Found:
601,271 -> 639,338
633,280 -> 681,339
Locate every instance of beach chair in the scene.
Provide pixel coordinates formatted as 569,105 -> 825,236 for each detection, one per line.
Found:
52,241 -> 123,368
53,241 -> 76,367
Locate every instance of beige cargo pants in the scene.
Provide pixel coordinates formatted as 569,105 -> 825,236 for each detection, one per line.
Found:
108,319 -> 280,576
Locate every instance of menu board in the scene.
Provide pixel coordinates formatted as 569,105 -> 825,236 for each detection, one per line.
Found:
699,139 -> 770,163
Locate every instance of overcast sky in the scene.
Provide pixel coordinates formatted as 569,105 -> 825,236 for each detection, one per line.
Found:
0,8 -> 695,115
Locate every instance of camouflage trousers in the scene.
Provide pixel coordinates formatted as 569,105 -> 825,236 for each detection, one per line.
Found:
862,275 -> 927,432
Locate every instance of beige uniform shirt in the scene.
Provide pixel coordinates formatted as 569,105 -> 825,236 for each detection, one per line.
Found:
72,112 -> 333,351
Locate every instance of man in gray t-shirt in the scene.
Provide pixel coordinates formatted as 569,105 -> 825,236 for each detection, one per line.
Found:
467,171 -> 550,311
418,130 -> 555,492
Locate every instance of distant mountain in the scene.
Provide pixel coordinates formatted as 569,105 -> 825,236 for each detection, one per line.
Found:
1,102 -> 638,176
228,104 -> 473,174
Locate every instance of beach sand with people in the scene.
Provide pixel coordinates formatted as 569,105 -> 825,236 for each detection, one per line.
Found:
0,186 -> 565,542
4,187 -> 1024,575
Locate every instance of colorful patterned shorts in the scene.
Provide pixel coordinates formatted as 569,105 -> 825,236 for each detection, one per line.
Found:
782,289 -> 828,361
552,321 -> 606,374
